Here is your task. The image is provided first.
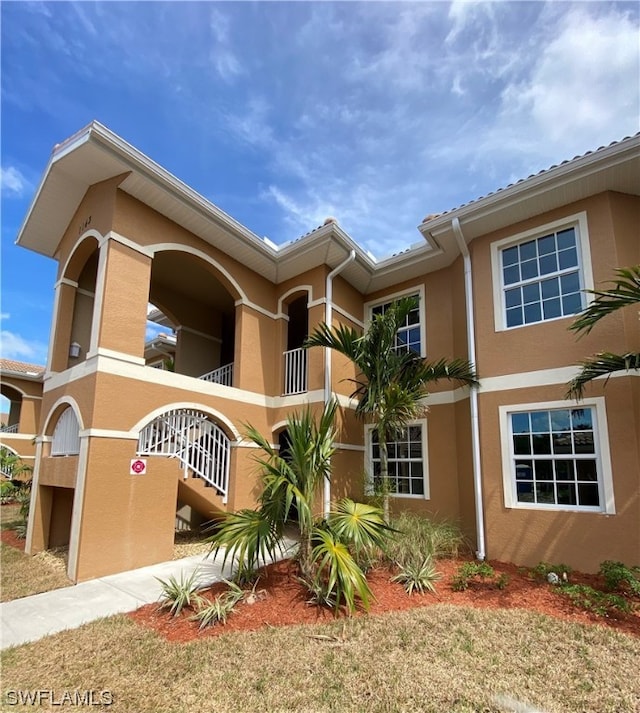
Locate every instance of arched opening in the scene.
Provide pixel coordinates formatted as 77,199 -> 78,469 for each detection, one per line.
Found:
67,242 -> 99,368
52,237 -> 100,371
35,404 -> 81,556
137,406 -> 233,534
51,407 -> 81,456
146,251 -> 237,385
283,293 -> 309,395
0,384 -> 23,434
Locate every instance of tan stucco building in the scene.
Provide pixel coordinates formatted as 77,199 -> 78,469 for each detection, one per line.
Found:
15,123 -> 639,581
0,359 -> 44,479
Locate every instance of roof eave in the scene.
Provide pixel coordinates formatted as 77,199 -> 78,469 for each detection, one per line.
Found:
418,134 -> 640,243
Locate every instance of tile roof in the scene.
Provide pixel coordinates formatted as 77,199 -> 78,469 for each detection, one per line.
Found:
432,133 -> 640,220
0,359 -> 45,377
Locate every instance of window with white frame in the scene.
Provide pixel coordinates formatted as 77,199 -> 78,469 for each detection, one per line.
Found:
369,291 -> 423,355
500,224 -> 585,328
502,402 -> 614,512
51,407 -> 81,456
489,210 -> 599,333
368,422 -> 428,497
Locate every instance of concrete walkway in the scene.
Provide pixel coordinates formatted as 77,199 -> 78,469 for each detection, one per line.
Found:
0,547 -> 284,650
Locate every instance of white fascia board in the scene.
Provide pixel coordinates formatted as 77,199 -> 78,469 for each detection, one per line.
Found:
89,123 -> 274,255
16,127 -> 95,252
0,369 -> 44,382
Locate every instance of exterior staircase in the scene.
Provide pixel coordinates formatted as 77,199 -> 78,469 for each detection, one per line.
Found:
137,409 -> 231,519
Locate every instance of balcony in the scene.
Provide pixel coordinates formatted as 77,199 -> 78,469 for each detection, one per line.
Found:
284,347 -> 308,395
199,363 -> 233,387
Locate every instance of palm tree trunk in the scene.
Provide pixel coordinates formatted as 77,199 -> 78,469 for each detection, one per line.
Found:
299,528 -> 313,579
379,437 -> 390,523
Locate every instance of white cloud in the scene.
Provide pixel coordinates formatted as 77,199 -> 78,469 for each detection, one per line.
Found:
1,166 -> 30,197
0,331 -> 48,364
208,7 -> 244,83
493,8 -> 640,161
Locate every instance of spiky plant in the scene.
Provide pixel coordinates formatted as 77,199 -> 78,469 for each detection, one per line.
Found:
156,569 -> 203,617
391,556 -> 442,595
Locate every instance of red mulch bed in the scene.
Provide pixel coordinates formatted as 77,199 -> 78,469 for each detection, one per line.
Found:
0,527 -> 25,551
129,558 -> 640,643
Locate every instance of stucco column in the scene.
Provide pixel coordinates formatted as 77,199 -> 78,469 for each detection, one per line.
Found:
49,280 -> 77,373
234,302 -> 273,394
94,239 -> 152,360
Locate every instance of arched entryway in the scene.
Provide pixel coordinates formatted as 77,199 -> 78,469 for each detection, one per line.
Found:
146,250 -> 239,385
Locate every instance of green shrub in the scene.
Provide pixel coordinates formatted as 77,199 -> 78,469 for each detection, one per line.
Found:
391,556 -> 442,595
531,561 -> 572,582
156,569 -> 203,617
496,573 -> 510,591
190,581 -> 244,629
599,560 -> 640,596
451,561 -> 496,591
559,584 -> 631,617
0,480 -> 17,504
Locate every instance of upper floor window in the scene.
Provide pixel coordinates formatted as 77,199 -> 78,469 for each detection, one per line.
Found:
367,287 -> 425,356
51,407 -> 81,456
499,398 -> 615,514
491,213 -> 594,331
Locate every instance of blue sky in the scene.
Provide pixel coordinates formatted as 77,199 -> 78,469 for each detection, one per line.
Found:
1,1 -> 639,369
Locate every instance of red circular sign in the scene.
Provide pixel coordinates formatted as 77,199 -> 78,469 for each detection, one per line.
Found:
131,459 -> 146,474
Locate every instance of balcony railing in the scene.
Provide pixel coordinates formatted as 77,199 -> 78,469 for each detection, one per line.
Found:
284,347 -> 308,395
199,363 -> 233,387
0,424 -> 19,434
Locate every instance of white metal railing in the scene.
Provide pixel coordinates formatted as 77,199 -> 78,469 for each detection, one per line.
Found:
199,363 -> 233,387
51,408 -> 81,456
284,347 -> 308,395
137,409 -> 230,502
0,424 -> 19,433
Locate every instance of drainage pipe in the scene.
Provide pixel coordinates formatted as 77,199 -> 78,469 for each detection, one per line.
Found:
452,217 -> 486,561
323,249 -> 356,517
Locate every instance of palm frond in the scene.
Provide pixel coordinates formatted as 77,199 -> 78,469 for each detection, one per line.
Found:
566,352 -> 640,400
311,526 -> 372,614
328,498 -> 393,554
570,265 -> 640,336
419,358 -> 479,387
207,509 -> 282,577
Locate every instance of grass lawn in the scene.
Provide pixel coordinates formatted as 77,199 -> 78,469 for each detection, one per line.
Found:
1,504 -> 71,602
2,605 -> 639,712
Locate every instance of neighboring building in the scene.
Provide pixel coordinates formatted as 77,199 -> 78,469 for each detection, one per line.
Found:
0,359 -> 44,478
15,122 -> 639,582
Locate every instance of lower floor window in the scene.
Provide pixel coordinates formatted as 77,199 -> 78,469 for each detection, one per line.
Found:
509,406 -> 600,509
370,423 -> 427,497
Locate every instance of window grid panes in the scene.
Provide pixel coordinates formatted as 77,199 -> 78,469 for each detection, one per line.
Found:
502,227 -> 583,328
371,425 -> 425,496
510,407 -> 600,509
371,296 -> 421,354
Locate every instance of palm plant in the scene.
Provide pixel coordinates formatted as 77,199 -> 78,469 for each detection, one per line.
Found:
0,447 -> 33,482
306,296 -> 478,521
566,265 -> 640,399
243,399 -> 338,578
208,401 -> 392,613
